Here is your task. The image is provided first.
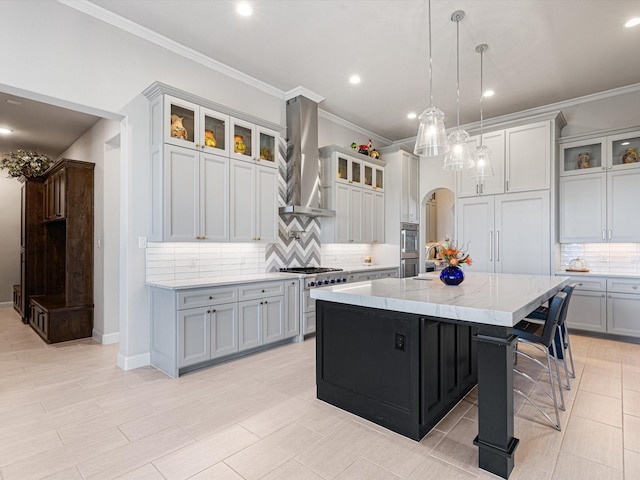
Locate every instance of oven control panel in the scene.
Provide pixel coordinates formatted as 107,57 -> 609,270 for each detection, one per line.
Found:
306,273 -> 348,288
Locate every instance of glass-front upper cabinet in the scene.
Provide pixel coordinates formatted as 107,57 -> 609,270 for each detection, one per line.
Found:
164,95 -> 229,156
609,131 -> 640,171
559,137 -> 605,176
560,130 -> 640,176
230,117 -> 278,168
335,154 -> 362,185
363,163 -> 384,191
200,107 -> 229,156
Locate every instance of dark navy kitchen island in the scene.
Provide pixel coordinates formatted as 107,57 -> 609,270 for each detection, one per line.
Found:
311,272 -> 570,479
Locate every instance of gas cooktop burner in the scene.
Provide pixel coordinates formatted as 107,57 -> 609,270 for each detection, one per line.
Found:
279,267 -> 343,274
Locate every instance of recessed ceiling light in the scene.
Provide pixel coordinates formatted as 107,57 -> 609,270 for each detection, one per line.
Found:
621,141 -> 631,145
349,75 -> 361,84
0,127 -> 13,134
625,17 -> 640,28
483,90 -> 495,98
237,2 -> 253,17
407,113 -> 417,119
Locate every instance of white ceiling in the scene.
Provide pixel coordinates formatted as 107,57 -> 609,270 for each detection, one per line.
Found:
2,0 -> 639,159
88,0 -> 640,142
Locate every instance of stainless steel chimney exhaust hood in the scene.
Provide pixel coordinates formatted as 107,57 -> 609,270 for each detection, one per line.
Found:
279,95 -> 335,217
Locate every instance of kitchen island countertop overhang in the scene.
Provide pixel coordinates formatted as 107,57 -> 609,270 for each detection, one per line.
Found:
310,272 -> 571,327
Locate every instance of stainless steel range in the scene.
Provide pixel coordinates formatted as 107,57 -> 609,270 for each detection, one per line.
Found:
279,267 -> 346,338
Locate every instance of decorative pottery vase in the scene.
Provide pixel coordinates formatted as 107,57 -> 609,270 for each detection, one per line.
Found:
440,265 -> 465,286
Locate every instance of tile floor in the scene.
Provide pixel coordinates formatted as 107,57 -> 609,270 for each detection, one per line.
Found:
1,307 -> 639,479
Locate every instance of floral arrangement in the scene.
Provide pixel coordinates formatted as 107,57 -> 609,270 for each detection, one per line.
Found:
436,241 -> 472,268
1,149 -> 53,179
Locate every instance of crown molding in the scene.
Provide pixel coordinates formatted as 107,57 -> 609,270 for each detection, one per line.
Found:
318,109 -> 391,146
285,87 -> 324,103
58,0 -> 286,100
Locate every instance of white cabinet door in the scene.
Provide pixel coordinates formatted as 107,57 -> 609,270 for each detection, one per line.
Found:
200,153 -> 229,242
210,303 -> 238,359
238,299 -> 262,351
362,189 -> 374,243
608,169 -> 640,242
374,191 -> 385,243
401,151 -> 419,223
262,296 -> 285,343
559,174 -> 606,243
164,145 -> 200,242
349,186 -> 362,243
607,293 -> 640,338
178,307 -> 210,367
495,191 -> 550,275
284,280 -> 300,338
505,121 -> 550,193
230,160 -> 256,242
457,196 -> 495,273
566,290 -> 607,333
334,183 -> 350,243
255,165 -> 278,243
481,130 -> 506,195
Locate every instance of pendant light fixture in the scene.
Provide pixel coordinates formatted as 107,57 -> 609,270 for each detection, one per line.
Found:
443,10 -> 474,171
414,0 -> 448,157
472,44 -> 494,179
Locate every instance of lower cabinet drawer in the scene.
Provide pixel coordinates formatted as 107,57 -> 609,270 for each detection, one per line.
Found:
177,286 -> 238,310
569,276 -> 607,292
607,278 -> 640,295
238,281 -> 284,301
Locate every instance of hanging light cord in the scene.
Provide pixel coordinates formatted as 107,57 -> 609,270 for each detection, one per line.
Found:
455,15 -> 461,128
479,47 -> 484,145
428,0 -> 433,107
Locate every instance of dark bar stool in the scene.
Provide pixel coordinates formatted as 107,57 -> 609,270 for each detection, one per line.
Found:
525,284 -> 576,389
513,292 -> 567,431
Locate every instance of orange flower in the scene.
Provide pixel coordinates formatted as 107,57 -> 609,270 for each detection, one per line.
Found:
449,258 -> 459,266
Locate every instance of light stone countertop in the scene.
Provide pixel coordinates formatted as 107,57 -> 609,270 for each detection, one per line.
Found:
147,273 -> 304,290
146,266 -> 400,291
557,271 -> 640,279
310,272 -> 570,327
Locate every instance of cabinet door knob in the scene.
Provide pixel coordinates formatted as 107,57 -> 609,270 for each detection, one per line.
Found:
264,300 -> 268,304
262,289 -> 265,293
209,296 -> 213,300
212,309 -> 216,313
633,285 -> 638,290
207,310 -> 211,314
260,301 -> 263,305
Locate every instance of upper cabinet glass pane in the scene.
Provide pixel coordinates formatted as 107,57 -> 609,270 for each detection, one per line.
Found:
364,165 -> 373,187
259,131 -> 276,164
612,135 -> 640,167
203,114 -> 226,152
170,103 -> 196,145
563,143 -> 602,173
351,161 -> 361,184
376,169 -> 384,190
234,124 -> 252,157
338,157 -> 348,181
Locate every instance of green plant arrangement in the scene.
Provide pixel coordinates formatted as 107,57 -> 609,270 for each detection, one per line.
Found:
0,149 -> 53,179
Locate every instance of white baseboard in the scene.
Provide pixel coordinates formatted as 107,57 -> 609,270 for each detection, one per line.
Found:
117,351 -> 150,371
92,329 -> 120,345
0,302 -> 13,309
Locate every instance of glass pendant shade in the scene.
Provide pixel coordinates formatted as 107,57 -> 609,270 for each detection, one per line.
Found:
414,106 -> 449,156
472,144 -> 494,178
443,128 -> 474,170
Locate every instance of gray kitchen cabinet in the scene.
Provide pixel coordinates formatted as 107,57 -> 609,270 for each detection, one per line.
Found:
238,296 -> 284,351
230,159 -> 278,243
177,302 -> 239,367
457,191 -> 550,275
559,129 -> 640,243
151,278 -> 298,377
158,145 -> 229,242
565,276 -> 640,338
145,84 -> 281,243
320,145 -> 385,244
457,131 -> 505,197
178,306 -> 210,367
284,280 -> 300,338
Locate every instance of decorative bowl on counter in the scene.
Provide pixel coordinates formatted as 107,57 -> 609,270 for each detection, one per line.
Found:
567,257 -> 589,272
